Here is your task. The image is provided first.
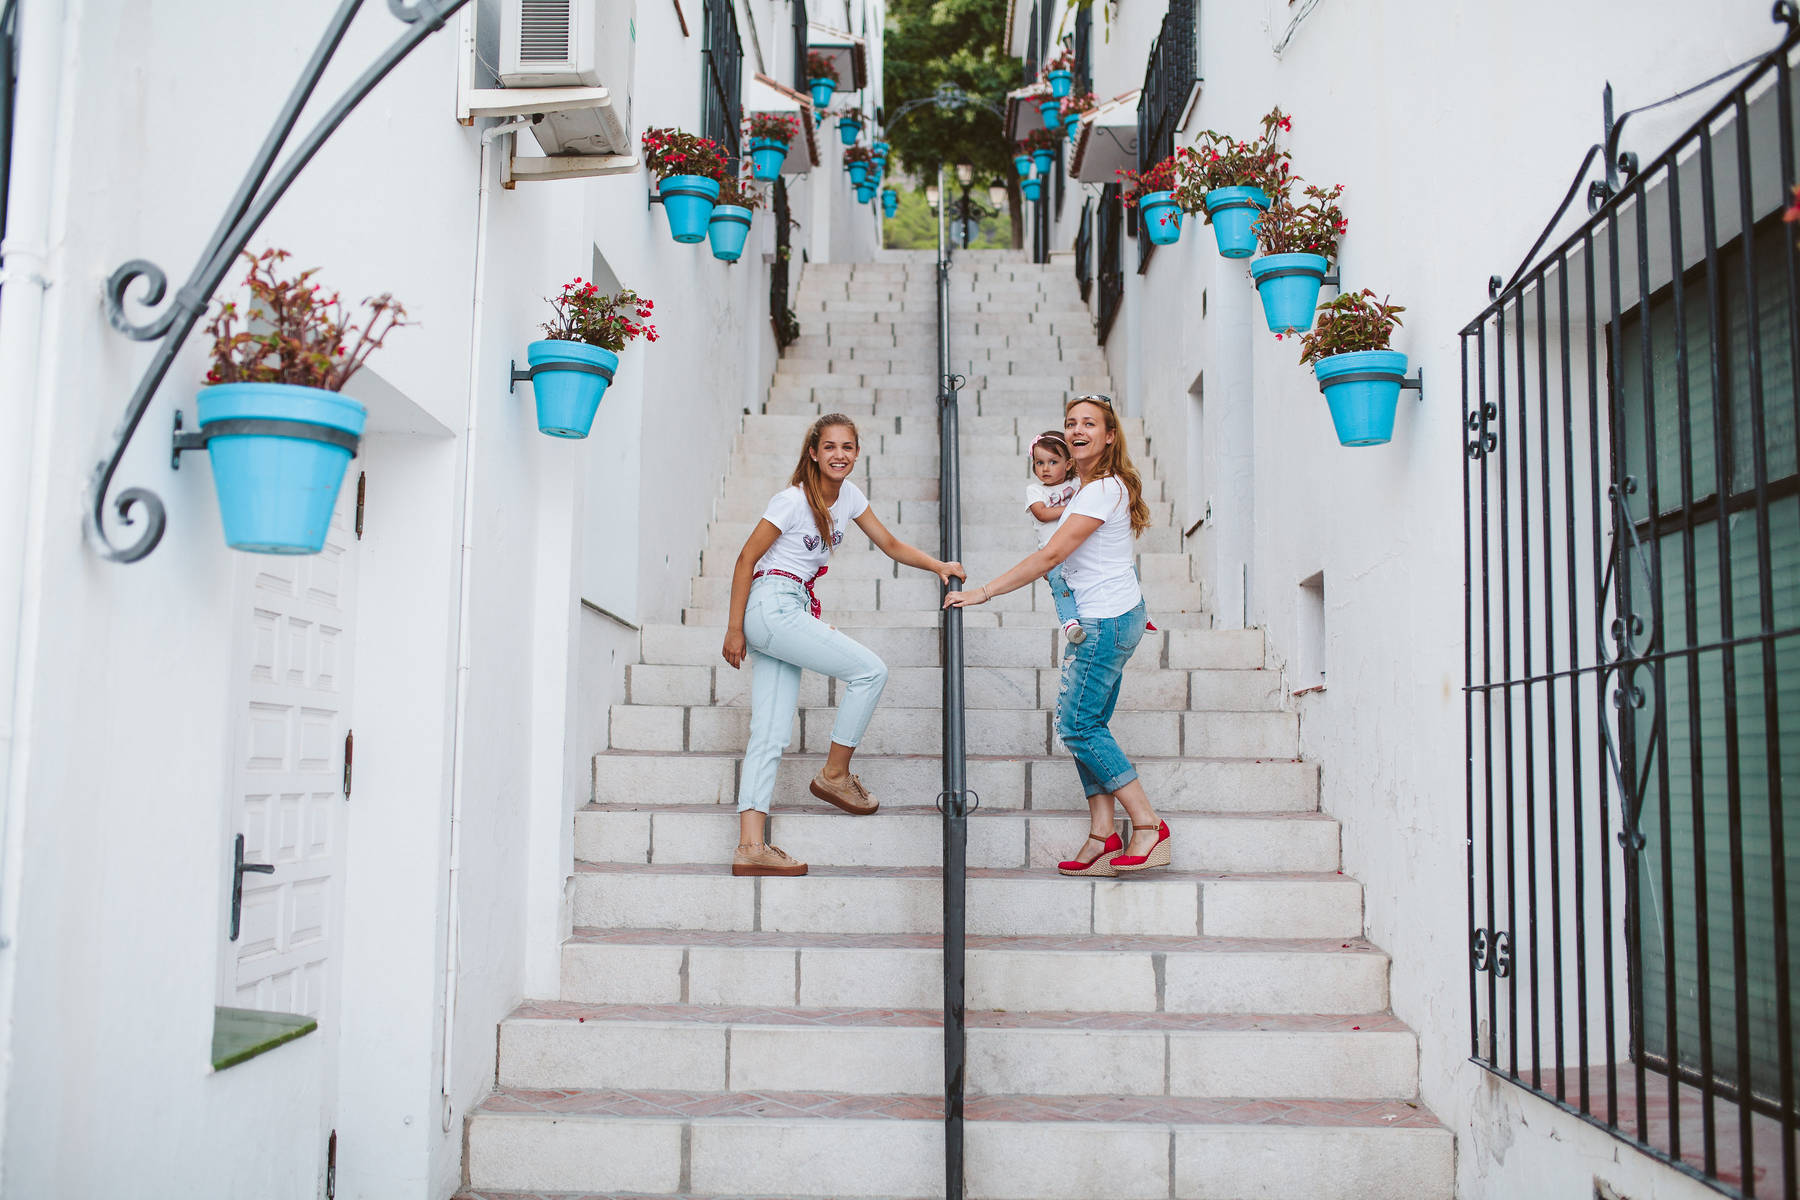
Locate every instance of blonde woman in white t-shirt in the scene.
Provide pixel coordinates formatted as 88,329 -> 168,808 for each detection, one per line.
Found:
945,396 -> 1170,875
722,413 -> 963,877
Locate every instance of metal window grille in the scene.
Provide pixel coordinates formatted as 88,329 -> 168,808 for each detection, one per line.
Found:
701,0 -> 743,161
1136,0 -> 1197,273
1462,20 -> 1800,1198
770,178 -> 798,348
1055,139 -> 1066,218
1,0 -> 17,260
1074,4 -> 1092,95
1022,0 -> 1041,81
791,0 -> 809,93
1096,183 -> 1123,343
1075,198 -> 1093,302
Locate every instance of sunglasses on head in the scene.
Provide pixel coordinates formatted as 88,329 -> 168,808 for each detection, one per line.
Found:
1068,393 -> 1114,409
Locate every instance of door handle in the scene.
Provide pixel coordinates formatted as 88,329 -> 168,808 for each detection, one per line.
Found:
230,833 -> 275,942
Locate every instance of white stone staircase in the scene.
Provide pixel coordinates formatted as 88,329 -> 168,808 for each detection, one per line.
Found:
457,251 -> 1455,1199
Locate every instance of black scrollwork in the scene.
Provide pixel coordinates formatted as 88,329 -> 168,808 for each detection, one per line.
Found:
87,0 -> 470,564
1472,927 -> 1490,971
1492,931 -> 1513,978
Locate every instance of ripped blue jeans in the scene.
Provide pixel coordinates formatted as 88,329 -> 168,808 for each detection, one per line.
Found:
1054,598 -> 1147,796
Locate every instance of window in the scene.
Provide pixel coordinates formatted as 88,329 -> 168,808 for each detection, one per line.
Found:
0,0 -> 17,270
1096,183 -> 1123,344
1136,0 -> 1198,272
791,0 -> 809,94
701,0 -> 743,161
1074,198 -> 1093,302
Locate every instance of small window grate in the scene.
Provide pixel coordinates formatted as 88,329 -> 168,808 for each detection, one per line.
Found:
519,0 -> 572,61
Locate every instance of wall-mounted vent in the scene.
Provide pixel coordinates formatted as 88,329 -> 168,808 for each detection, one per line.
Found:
519,0 -> 572,61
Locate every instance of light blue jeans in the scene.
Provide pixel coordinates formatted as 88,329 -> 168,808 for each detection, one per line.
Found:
1044,564 -> 1080,625
1055,598 -> 1148,797
736,575 -> 889,813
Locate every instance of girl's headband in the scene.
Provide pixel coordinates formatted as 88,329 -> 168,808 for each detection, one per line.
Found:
1030,433 -> 1070,453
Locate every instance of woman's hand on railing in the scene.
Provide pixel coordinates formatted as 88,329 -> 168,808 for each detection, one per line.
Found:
933,560 -> 965,587
942,584 -> 988,608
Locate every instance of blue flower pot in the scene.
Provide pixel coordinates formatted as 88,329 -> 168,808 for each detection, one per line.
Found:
1063,112 -> 1083,140
847,161 -> 868,186
749,137 -> 789,181
1314,349 -> 1407,447
837,116 -> 861,146
1203,186 -> 1269,259
881,189 -> 898,217
873,141 -> 889,158
658,174 -> 720,244
856,184 -> 876,204
1039,98 -> 1061,129
708,204 -> 753,262
1249,252 -> 1330,332
1139,191 -> 1182,246
1021,177 -> 1042,203
196,382 -> 365,554
809,77 -> 836,109
526,339 -> 618,439
1032,148 -> 1054,176
1014,153 -> 1033,178
1047,68 -> 1073,99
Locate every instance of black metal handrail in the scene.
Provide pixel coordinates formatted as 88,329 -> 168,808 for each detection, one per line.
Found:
934,167 -> 971,1200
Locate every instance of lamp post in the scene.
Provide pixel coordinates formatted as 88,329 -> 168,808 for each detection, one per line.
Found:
945,162 -> 1004,249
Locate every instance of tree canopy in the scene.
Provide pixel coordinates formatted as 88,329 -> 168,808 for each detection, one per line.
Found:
882,0 -> 1023,242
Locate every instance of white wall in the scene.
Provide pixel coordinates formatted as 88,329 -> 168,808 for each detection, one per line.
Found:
1075,2 -> 1786,1197
0,1 -> 877,1197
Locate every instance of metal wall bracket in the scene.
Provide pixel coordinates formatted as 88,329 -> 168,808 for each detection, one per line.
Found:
1320,273 -> 1340,287
510,361 -> 532,394
87,0 -> 470,564
647,191 -> 666,208
1401,369 -> 1424,401
170,410 -> 361,469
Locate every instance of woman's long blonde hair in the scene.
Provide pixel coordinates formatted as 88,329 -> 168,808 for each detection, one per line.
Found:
790,413 -> 860,553
1065,397 -> 1150,535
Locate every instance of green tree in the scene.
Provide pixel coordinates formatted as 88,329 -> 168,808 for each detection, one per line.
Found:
883,0 -> 1024,246
882,185 -> 1012,250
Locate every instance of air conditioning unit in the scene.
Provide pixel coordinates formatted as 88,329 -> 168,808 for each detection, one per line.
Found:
499,0 -> 635,157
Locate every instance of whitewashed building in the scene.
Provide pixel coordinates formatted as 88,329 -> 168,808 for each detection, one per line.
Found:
0,0 -> 884,1196
1002,0 -> 1800,1197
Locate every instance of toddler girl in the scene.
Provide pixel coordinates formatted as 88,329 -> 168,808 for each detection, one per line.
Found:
1025,431 -> 1085,644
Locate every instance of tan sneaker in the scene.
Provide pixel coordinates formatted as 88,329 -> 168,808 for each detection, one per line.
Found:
809,770 -> 879,815
732,842 -> 808,877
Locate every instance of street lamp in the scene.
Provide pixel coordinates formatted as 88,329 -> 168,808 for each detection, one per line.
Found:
946,168 -> 1003,249
925,183 -> 941,212
955,162 -> 974,186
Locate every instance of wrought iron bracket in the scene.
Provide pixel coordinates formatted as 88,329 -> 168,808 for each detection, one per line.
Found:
86,0 -> 470,564
1401,370 -> 1424,401
510,358 -> 615,394
170,410 -> 361,469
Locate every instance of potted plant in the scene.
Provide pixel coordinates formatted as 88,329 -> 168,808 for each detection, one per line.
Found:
197,249 -> 404,553
1042,46 -> 1075,98
1037,90 -> 1062,133
1059,90 -> 1096,141
525,279 -> 658,438
807,52 -> 839,111
1024,128 -> 1058,177
834,106 -> 864,147
843,143 -> 876,188
1173,108 -> 1292,258
1013,147 -> 1034,179
872,140 -> 890,162
1298,289 -> 1407,446
642,127 -> 726,243
709,174 -> 762,262
1120,155 -> 1183,246
1248,182 -> 1347,333
881,187 -> 899,218
745,111 -> 800,181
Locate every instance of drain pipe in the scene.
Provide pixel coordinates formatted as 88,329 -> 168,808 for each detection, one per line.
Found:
0,0 -> 70,1178
439,111 -> 531,1135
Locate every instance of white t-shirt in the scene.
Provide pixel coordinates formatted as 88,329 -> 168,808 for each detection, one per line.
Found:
754,481 -> 870,580
1025,479 -> 1079,549
1056,476 -> 1142,618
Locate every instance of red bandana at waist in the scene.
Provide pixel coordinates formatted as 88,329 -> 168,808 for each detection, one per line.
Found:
753,566 -> 828,618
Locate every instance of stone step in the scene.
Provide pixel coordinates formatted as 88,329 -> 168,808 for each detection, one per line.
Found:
569,862 -> 1363,939
696,528 -> 1181,573
735,411 -> 1142,441
590,752 -> 1319,814
713,469 -> 1166,507
560,928 -> 1388,1014
676,604 -> 1209,629
699,518 -> 1171,558
625,664 -> 1280,712
496,1003 -> 1416,1100
464,1086 -> 1454,1198
606,703 -> 1299,759
638,624 -> 1264,669
682,573 -> 1207,620
575,804 -> 1339,873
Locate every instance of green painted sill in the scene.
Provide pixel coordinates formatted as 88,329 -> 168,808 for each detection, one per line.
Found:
211,1006 -> 317,1071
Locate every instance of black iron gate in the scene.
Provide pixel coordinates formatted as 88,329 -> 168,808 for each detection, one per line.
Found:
1463,14 -> 1800,1197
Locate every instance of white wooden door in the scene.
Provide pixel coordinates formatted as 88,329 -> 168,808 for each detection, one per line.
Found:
224,479 -> 359,1019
